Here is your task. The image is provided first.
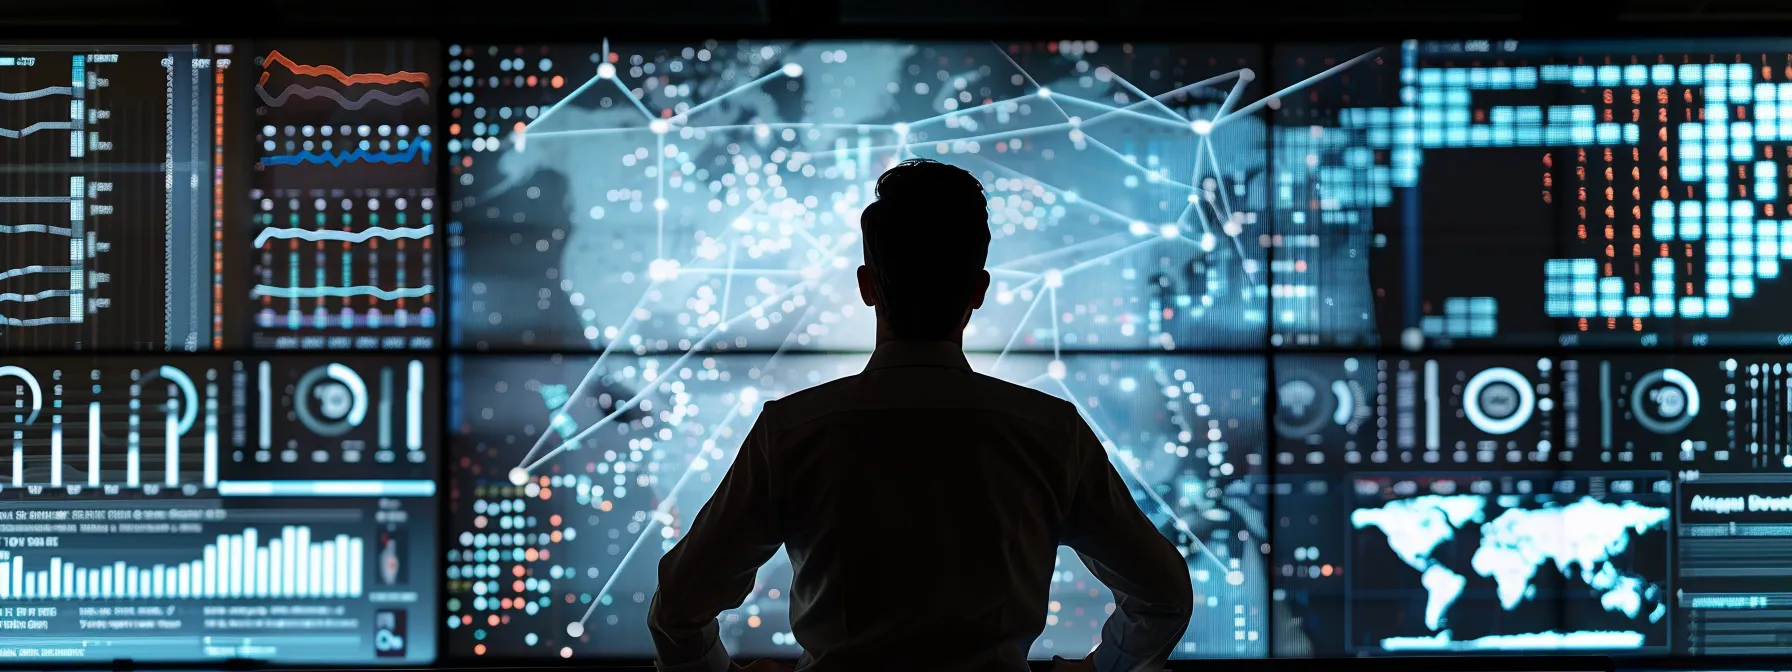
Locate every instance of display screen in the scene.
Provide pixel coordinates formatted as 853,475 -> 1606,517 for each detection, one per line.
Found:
1276,40 -> 1792,349
0,45 -> 220,351
445,40 -> 1269,353
0,356 -> 438,663
241,41 -> 440,351
1272,353 -> 1792,656
445,352 -> 1266,659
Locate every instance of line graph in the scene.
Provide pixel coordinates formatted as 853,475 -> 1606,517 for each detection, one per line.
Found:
0,265 -> 74,282
253,285 -> 434,300
0,86 -> 72,101
254,84 -> 429,109
0,121 -> 74,139
253,224 -> 435,248
0,224 -> 71,236
262,139 -> 431,167
0,289 -> 72,303
245,42 -> 438,350
258,51 -> 430,87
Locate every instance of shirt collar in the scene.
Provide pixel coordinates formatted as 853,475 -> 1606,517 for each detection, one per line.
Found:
863,340 -> 972,373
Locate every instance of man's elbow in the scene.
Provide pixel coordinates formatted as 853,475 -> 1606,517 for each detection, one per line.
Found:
1157,546 -> 1195,618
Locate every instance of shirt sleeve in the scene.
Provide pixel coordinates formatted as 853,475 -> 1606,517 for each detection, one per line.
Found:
1059,416 -> 1195,672
648,402 -> 784,672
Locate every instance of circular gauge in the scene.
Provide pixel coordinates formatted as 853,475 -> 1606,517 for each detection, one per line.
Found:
1274,376 -> 1336,438
1631,368 -> 1699,434
0,366 -> 41,425
1463,367 -> 1535,435
295,363 -> 368,437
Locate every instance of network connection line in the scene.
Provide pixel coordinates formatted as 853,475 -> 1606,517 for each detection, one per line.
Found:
511,280 -> 666,470
672,64 -> 803,124
0,86 -> 72,100
1105,69 -> 1192,125
0,224 -> 72,236
517,237 -> 856,475
252,224 -> 435,248
1054,377 -> 1234,578
574,407 -> 751,629
0,121 -> 74,138
252,284 -> 434,300
1212,47 -> 1383,131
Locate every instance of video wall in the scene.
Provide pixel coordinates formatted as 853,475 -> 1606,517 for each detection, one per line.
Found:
2,35 -> 1790,664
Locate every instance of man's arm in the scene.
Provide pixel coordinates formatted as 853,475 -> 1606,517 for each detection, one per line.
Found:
648,403 -> 784,672
1060,418 -> 1195,672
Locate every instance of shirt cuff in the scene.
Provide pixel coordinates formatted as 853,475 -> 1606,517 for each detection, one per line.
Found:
1090,643 -> 1149,672
655,634 -> 733,672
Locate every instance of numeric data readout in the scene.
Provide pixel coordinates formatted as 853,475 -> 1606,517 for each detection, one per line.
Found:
1274,39 -> 1792,349
0,356 -> 438,663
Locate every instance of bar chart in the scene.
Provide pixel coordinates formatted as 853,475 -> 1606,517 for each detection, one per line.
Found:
0,525 -> 365,600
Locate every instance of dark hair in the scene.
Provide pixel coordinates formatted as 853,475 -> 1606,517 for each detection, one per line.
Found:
860,159 -> 991,340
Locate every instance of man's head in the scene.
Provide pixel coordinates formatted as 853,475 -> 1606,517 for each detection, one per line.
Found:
857,159 -> 992,342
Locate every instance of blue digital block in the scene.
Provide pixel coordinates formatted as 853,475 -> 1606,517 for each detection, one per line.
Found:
1626,296 -> 1650,317
1679,63 -> 1704,83
1763,260 -> 1781,278
1652,64 -> 1675,85
1653,298 -> 1676,317
1682,297 -> 1706,317
1710,297 -> 1732,317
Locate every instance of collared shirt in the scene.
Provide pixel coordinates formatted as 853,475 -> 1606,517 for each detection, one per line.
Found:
648,340 -> 1194,672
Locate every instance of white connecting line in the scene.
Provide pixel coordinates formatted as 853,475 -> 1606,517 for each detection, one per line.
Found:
472,39 -> 1384,638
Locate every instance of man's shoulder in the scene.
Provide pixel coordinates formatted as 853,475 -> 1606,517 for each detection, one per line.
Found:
767,369 -> 1079,432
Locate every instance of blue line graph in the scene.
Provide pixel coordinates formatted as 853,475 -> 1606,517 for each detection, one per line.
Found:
253,224 -> 435,248
0,289 -> 70,303
0,121 -> 73,139
0,265 -> 72,281
262,139 -> 431,167
253,285 -> 435,300
0,86 -> 71,101
0,224 -> 71,236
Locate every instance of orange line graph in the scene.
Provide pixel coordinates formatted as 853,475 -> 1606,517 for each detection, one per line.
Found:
257,50 -> 430,87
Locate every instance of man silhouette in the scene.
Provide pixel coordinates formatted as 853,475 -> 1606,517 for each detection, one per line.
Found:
648,158 -> 1194,672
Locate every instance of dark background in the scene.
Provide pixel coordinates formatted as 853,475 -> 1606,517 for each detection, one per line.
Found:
10,1 -> 1791,40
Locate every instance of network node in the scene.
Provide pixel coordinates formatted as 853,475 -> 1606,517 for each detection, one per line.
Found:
566,621 -> 585,638
1161,224 -> 1182,239
597,62 -> 616,79
1044,269 -> 1064,288
653,197 -> 669,211
1191,119 -> 1213,135
509,468 -> 530,486
892,122 -> 909,136
1048,360 -> 1067,380
781,63 -> 804,78
1037,86 -> 1052,98
647,258 -> 682,282
1238,68 -> 1256,82
649,119 -> 670,134
1130,221 -> 1152,236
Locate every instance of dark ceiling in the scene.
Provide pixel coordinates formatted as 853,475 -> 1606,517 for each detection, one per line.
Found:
1,0 -> 1788,35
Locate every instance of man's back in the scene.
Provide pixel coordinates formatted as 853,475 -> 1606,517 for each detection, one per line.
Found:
649,341 -> 1194,672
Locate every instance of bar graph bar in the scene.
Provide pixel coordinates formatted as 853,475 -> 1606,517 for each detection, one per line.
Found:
87,402 -> 99,487
0,526 -> 363,599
